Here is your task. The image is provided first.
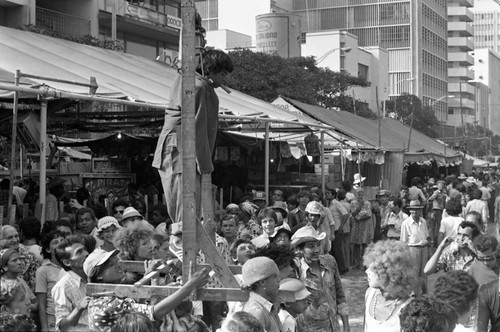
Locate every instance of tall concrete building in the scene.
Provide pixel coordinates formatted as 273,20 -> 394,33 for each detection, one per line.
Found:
472,0 -> 500,54
447,0 -> 476,129
473,48 -> 500,135
290,0 -> 449,124
0,0 -> 181,60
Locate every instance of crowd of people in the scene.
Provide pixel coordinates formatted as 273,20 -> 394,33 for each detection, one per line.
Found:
0,168 -> 499,332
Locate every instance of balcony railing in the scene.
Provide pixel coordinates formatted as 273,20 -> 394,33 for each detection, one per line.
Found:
36,7 -> 91,38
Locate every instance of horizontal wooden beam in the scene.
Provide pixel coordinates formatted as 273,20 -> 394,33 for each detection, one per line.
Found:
87,283 -> 295,302
118,260 -> 242,275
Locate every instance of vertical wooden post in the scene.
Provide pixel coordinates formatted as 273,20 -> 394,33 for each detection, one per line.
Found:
40,100 -> 48,227
320,131 -> 325,197
180,2 -> 197,284
264,122 -> 270,205
7,70 -> 20,223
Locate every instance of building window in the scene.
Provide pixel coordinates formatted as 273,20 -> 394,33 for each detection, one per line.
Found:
358,63 -> 369,81
300,32 -> 307,44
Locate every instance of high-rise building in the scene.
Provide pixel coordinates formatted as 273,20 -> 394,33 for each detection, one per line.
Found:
0,0 -> 181,60
472,0 -> 500,54
472,48 -> 500,135
289,0 -> 449,124
447,0 -> 476,129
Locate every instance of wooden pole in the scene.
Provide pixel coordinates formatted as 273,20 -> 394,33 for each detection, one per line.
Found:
180,2 -> 197,285
320,131 -> 325,196
264,122 -> 270,205
39,100 -> 48,227
7,70 -> 20,223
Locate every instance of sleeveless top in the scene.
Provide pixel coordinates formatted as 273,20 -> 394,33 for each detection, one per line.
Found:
364,287 -> 412,332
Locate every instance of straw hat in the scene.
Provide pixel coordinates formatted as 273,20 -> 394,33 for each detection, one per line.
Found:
271,201 -> 288,218
458,173 -> 467,180
407,200 -> 424,210
121,207 -> 143,220
97,216 -> 121,235
466,176 -> 476,184
305,201 -> 323,215
290,225 -> 326,248
353,173 -> 366,184
377,189 -> 391,197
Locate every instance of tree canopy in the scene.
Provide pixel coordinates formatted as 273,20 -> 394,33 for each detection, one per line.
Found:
225,49 -> 373,117
385,94 -> 439,138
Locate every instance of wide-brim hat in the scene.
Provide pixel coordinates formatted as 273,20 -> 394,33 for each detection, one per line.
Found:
83,249 -> 119,278
407,200 -> 424,210
121,207 -> 143,220
290,225 -> 326,248
270,201 -> 288,218
466,176 -> 476,184
353,173 -> 366,184
377,189 -> 391,197
97,216 -> 121,234
279,278 -> 311,301
458,173 -> 467,180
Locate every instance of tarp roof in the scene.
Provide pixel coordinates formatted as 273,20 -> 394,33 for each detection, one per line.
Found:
282,97 -> 463,165
0,26 -> 329,132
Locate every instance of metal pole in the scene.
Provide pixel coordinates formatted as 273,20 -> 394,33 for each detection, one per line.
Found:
407,101 -> 414,151
264,122 -> 269,206
460,82 -> 465,137
7,70 -> 20,224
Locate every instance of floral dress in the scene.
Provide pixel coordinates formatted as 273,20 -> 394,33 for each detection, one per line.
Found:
349,199 -> 372,245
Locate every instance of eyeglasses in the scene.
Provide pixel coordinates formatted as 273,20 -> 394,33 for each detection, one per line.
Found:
114,210 -> 125,215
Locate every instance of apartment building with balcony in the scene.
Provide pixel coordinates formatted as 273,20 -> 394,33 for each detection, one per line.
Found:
0,0 -> 181,60
447,0 -> 476,128
472,0 -> 500,55
290,0 -> 449,124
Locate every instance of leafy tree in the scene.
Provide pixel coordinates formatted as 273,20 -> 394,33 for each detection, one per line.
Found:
225,49 -> 372,117
385,94 -> 439,138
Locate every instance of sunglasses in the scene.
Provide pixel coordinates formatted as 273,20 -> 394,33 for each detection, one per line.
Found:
477,255 -> 496,262
114,210 -> 125,214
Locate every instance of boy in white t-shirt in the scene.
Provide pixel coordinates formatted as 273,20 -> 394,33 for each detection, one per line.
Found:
278,278 -> 311,332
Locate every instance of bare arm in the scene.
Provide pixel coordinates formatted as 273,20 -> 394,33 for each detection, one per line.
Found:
36,293 -> 49,332
424,236 -> 450,275
152,268 -> 210,320
58,297 -> 90,332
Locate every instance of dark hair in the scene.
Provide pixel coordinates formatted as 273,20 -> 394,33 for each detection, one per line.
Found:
256,208 -> 277,225
434,270 -> 479,316
445,199 -> 462,216
297,190 -> 311,200
269,228 -> 292,244
55,236 -> 84,271
341,180 -> 352,192
470,188 -> 482,200
390,197 -> 403,208
400,296 -> 457,332
253,244 -> 294,271
110,312 -> 159,332
40,230 -> 65,259
229,238 -> 252,262
196,49 -> 234,76
411,177 -> 421,186
286,195 -> 298,207
152,204 -> 168,218
80,234 -> 97,254
337,189 -> 347,201
75,187 -> 90,204
18,217 -> 41,240
473,234 -> 498,253
112,199 -> 129,211
459,221 -> 481,238
91,203 -> 108,220
75,207 -> 96,224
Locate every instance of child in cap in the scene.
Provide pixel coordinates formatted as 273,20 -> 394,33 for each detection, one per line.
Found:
278,278 -> 311,332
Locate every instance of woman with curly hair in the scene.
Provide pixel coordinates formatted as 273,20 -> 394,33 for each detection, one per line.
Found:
399,296 -> 457,332
113,228 -> 155,261
363,240 -> 417,331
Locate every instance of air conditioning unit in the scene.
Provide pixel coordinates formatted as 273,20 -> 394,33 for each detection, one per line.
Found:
17,112 -> 40,153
